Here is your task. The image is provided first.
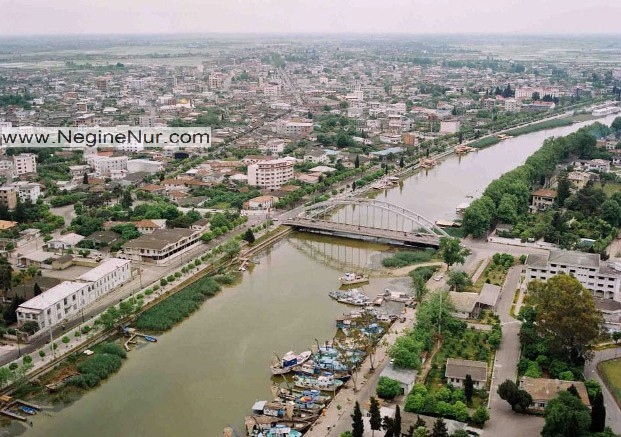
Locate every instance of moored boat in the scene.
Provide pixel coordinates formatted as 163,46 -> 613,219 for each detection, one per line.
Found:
270,351 -> 312,375
339,272 -> 369,285
292,373 -> 344,391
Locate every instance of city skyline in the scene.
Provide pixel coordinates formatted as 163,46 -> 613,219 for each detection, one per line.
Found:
1,0 -> 621,36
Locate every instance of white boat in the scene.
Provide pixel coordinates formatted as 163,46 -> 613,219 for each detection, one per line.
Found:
270,351 -> 312,375
339,273 -> 369,285
292,374 -> 344,391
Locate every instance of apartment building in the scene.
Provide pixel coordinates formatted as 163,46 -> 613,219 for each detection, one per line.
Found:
12,153 -> 37,175
525,250 -> 621,301
77,258 -> 132,300
247,158 -> 294,189
273,119 -> 313,137
87,155 -> 129,175
7,181 -> 41,203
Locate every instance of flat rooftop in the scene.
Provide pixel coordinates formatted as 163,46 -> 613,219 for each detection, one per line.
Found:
78,258 -> 130,282
19,281 -> 88,312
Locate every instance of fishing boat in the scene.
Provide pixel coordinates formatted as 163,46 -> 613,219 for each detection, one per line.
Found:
270,351 -> 312,375
292,373 -> 344,391
143,335 -> 157,342
328,289 -> 371,306
294,361 -> 351,383
245,416 -> 310,436
275,388 -> 331,405
339,273 -> 369,286
19,406 -> 37,415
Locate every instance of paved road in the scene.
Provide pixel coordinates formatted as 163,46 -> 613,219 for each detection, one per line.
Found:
484,266 -> 544,437
585,347 -> 621,434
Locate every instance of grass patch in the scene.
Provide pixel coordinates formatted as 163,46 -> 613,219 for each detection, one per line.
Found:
443,227 -> 466,238
594,182 -> 621,197
382,248 -> 437,268
504,118 -> 574,136
598,358 -> 621,409
470,253 -> 514,292
135,275 -> 221,332
470,137 -> 500,149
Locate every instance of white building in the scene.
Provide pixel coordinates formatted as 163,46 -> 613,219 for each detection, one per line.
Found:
259,139 -> 285,155
12,153 -> 37,175
525,250 -> 621,301
247,158 -> 294,189
77,258 -> 132,300
127,159 -> 165,174
7,181 -> 41,203
504,98 -> 520,112
47,232 -> 85,251
273,119 -> 313,137
16,281 -> 90,332
16,258 -> 132,334
87,155 -> 129,175
115,141 -> 144,153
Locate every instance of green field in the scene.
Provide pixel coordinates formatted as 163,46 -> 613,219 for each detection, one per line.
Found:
594,182 -> 621,197
598,358 -> 621,408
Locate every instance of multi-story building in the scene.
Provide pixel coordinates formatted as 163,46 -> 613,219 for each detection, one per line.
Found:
259,139 -> 285,155
504,98 -> 520,112
77,258 -> 132,301
247,158 -> 294,189
525,250 -> 621,301
208,72 -> 224,89
87,155 -> 129,175
273,119 -> 313,137
530,189 -> 557,212
121,228 -> 202,265
16,258 -> 132,334
12,153 -> 37,175
7,181 -> 41,203
0,187 -> 17,210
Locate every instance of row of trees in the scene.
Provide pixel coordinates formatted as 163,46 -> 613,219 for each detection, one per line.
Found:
462,123 -> 616,238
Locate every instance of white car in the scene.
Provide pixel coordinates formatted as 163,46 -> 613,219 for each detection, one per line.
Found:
434,274 -> 444,281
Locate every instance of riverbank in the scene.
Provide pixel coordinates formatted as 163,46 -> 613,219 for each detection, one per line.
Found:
16,112 -> 621,437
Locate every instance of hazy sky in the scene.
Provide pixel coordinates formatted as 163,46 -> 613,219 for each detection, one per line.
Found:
1,0 -> 620,36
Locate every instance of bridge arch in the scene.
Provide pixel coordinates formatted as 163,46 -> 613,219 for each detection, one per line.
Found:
297,198 -> 449,237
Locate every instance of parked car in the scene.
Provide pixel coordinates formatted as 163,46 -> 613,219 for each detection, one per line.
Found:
434,274 -> 444,281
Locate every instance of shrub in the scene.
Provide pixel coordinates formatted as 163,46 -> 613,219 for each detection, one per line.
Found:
135,276 -> 221,331
99,342 -> 127,359
160,279 -> 168,286
376,377 -> 402,400
558,371 -> 575,381
145,289 -> 153,296
77,353 -> 123,381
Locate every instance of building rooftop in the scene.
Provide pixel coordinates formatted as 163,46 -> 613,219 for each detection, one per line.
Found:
19,281 -> 88,312
548,249 -> 600,269
449,291 -> 478,313
478,283 -> 501,307
520,377 -> 590,406
445,358 -> 487,382
123,228 -> 197,251
532,188 -> 557,198
379,362 -> 418,385
77,258 -> 130,282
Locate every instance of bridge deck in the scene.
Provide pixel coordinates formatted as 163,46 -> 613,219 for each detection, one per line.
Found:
283,218 -> 440,247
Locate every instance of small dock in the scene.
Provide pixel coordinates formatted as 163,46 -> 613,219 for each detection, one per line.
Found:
0,399 -> 41,421
123,332 -> 157,351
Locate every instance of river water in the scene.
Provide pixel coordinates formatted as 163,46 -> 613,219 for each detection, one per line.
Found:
16,114 -> 618,437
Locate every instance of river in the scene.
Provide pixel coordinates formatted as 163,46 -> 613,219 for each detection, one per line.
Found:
14,114 -> 619,437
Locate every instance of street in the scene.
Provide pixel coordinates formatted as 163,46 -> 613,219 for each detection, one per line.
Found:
585,347 -> 621,434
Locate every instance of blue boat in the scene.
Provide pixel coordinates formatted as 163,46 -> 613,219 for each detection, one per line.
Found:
143,335 -> 157,342
19,406 -> 37,415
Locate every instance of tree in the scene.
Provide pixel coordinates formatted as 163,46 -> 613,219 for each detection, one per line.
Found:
377,376 -> 402,400
62,336 -> 70,347
399,156 -> 405,168
351,401 -> 364,437
0,257 -> 13,294
242,228 -> 255,245
591,390 -> 606,433
542,391 -> 591,437
497,379 -> 533,413
601,199 -> 621,227
83,173 -> 89,185
120,191 -> 133,210
354,155 -> 360,169
439,237 -> 469,270
38,350 -> 45,360
447,271 -> 472,292
612,331 -> 621,344
411,273 -> 428,302
462,196 -> 495,238
431,417 -> 449,437
497,193 -> 519,224
369,396 -> 382,436
471,406 -> 490,427
33,282 -> 42,296
556,173 -> 571,206
382,415 -> 395,437
22,355 -> 32,366
464,374 -> 474,405
525,274 -> 603,361
394,405 -> 402,437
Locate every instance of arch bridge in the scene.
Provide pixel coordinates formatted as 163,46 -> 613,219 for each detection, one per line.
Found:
283,198 -> 449,248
